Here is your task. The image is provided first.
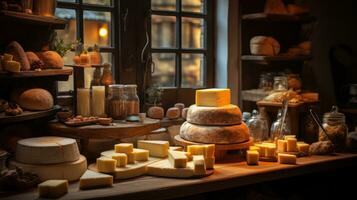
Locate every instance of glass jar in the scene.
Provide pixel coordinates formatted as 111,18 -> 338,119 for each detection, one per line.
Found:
259,73 -> 273,91
107,85 -> 127,120
91,66 -> 102,88
273,76 -> 288,91
101,63 -> 114,86
247,110 -> 270,142
125,85 -> 140,116
319,106 -> 348,150
270,110 -> 291,141
287,74 -> 302,90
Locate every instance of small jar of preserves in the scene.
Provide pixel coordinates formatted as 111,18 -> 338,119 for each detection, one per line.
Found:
125,85 -> 140,116
107,85 -> 127,120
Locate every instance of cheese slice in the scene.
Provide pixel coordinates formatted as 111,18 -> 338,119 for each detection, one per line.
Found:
195,88 -> 231,107
278,153 -> 297,164
97,157 -> 117,173
147,159 -> 194,178
193,155 -> 206,175
111,153 -> 127,167
137,140 -> 169,158
38,180 -> 68,198
133,148 -> 149,161
114,143 -> 133,154
79,170 -> 113,190
246,150 -> 259,165
168,150 -> 187,168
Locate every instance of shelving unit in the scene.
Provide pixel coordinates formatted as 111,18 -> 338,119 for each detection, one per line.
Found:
242,13 -> 314,22
0,67 -> 72,81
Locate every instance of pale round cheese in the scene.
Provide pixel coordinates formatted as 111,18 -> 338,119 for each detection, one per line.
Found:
9,155 -> 87,182
187,104 -> 242,126
15,136 -> 80,164
180,121 -> 250,144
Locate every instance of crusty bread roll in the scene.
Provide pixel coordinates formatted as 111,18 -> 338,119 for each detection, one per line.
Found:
17,88 -> 54,111
36,51 -> 64,69
250,36 -> 280,56
147,106 -> 165,119
166,107 -> 180,119
5,41 -> 30,71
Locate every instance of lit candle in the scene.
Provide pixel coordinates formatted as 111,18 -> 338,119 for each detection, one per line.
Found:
92,86 -> 106,117
77,88 -> 91,116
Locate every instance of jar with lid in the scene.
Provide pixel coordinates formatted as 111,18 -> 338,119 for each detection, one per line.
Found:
273,76 -> 288,91
287,73 -> 302,90
270,110 -> 291,141
319,106 -> 348,150
107,85 -> 127,120
125,85 -> 140,116
247,110 -> 270,142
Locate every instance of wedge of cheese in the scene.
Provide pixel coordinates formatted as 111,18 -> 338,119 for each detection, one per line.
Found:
137,140 -> 169,158
168,150 -> 187,168
79,170 -> 113,190
195,88 -> 231,107
38,180 -> 68,198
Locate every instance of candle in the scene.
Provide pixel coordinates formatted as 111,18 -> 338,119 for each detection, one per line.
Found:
92,86 -> 106,117
77,88 -> 91,116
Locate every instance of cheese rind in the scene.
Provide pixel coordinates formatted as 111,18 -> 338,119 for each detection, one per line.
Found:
79,170 -> 113,190
195,88 -> 231,107
38,180 -> 68,198
137,140 -> 169,158
278,153 -> 297,164
97,157 -> 117,173
111,153 -> 127,167
193,155 -> 206,175
286,138 -> 297,152
115,143 -> 133,154
168,150 -> 187,168
246,150 -> 259,165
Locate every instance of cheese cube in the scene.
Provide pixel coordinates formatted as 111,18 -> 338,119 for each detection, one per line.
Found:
137,140 -> 169,158
204,157 -> 215,169
79,170 -> 113,190
246,150 -> 259,165
111,153 -> 127,167
297,143 -> 310,154
251,145 -> 264,157
195,88 -> 231,107
38,180 -> 68,198
5,60 -> 21,72
133,148 -> 149,161
193,155 -> 206,175
168,150 -> 187,168
265,146 -> 276,157
277,140 -> 287,153
278,153 -> 297,164
286,138 -> 297,152
115,143 -> 133,154
126,152 -> 136,164
97,157 -> 117,173
187,145 -> 205,155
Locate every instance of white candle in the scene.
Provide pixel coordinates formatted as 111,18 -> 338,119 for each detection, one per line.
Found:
92,86 -> 106,117
77,88 -> 91,116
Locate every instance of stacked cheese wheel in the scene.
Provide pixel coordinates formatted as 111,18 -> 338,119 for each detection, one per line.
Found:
10,136 -> 87,182
180,88 -> 250,144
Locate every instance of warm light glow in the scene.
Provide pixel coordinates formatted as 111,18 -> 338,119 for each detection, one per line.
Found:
99,27 -> 108,37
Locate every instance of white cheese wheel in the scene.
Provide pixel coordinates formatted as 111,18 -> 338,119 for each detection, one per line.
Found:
15,136 -> 80,164
9,155 -> 87,182
180,122 -> 250,144
187,104 -> 242,126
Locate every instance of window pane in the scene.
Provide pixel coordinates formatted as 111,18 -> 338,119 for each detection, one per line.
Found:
182,0 -> 204,13
151,0 -> 176,11
152,53 -> 176,87
182,17 -> 204,49
181,54 -> 204,88
83,10 -> 111,47
152,15 -> 176,48
83,0 -> 111,6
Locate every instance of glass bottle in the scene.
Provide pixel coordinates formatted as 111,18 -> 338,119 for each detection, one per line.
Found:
270,110 -> 291,141
273,76 -> 288,91
247,110 -> 270,142
107,85 -> 127,120
125,85 -> 140,117
101,63 -> 114,86
91,66 -> 102,88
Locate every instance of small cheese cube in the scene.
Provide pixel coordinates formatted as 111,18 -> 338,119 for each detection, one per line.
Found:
133,148 -> 149,161
168,150 -> 187,168
5,60 -> 21,72
111,153 -> 127,167
278,153 -> 297,164
38,180 -> 68,198
97,157 -> 117,173
193,155 -> 206,175
115,143 -> 133,154
277,140 -> 287,153
137,140 -> 169,158
265,146 -> 276,157
196,88 -> 231,107
79,170 -> 113,190
246,150 -> 259,165
204,157 -> 215,169
126,152 -> 136,164
286,138 -> 297,152
297,143 -> 310,154
251,145 -> 264,157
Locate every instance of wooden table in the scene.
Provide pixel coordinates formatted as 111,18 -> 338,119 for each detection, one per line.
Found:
3,153 -> 357,200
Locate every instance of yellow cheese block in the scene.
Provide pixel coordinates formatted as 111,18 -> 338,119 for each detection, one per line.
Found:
133,148 -> 149,161
79,170 -> 113,190
251,145 -> 264,157
185,152 -> 193,161
168,150 -> 188,168
137,140 -> 169,158
126,152 -> 136,164
204,157 -> 215,169
246,150 -> 259,165
3,53 -> 13,61
97,157 -> 117,173
38,180 -> 68,198
277,140 -> 287,153
195,88 -> 231,107
286,138 -> 297,152
4,60 -> 21,72
265,145 -> 276,157
111,153 -> 127,167
278,153 -> 297,164
193,155 -> 206,176
115,143 -> 133,154
187,144 -> 215,158
297,143 -> 310,154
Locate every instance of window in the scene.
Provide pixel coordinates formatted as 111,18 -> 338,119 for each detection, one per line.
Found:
151,0 -> 213,89
55,0 -> 118,92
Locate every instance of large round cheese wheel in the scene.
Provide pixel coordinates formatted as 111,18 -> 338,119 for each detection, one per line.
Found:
15,136 -> 80,164
17,88 -> 54,111
180,121 -> 250,144
187,104 -> 242,126
9,155 -> 87,182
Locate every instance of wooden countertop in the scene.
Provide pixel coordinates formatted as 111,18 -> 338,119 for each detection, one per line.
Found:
2,153 -> 357,200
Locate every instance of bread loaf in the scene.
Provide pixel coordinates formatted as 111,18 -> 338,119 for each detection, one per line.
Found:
166,107 -> 180,119
180,121 -> 250,144
147,106 -> 164,119
17,88 -> 54,111
187,104 -> 242,126
174,103 -> 185,112
26,51 -> 45,70
36,51 -> 64,69
250,36 -> 280,56
5,41 -> 30,71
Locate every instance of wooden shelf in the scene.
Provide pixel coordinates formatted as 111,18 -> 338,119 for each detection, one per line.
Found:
0,105 -> 61,125
241,89 -> 270,102
0,10 -> 67,29
0,67 -> 72,81
241,55 -> 311,62
242,13 -> 315,23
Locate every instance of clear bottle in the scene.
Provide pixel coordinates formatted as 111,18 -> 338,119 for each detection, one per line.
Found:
247,110 -> 269,142
270,110 -> 291,141
125,85 -> 140,117
107,85 -> 127,120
